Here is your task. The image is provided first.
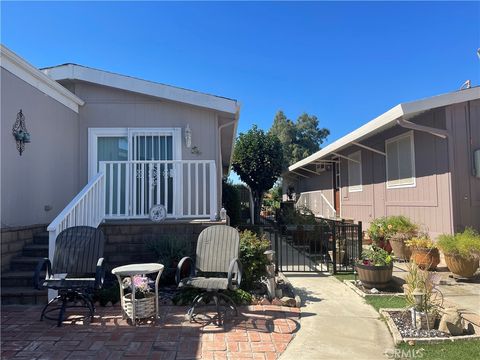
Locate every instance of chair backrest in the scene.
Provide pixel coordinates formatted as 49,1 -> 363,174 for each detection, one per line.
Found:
195,225 -> 240,273
52,226 -> 105,275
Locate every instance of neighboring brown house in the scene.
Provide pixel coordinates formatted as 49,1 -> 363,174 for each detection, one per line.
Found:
284,87 -> 480,238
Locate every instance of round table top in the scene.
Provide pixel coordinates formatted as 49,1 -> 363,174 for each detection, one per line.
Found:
111,263 -> 164,276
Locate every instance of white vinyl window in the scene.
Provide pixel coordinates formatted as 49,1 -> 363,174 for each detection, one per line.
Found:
348,151 -> 362,192
386,131 -> 416,189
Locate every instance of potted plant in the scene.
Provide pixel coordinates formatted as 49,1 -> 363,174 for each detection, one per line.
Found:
438,228 -> 480,278
387,216 -> 418,261
367,217 -> 392,253
406,235 -> 440,270
122,275 -> 155,319
356,245 -> 393,289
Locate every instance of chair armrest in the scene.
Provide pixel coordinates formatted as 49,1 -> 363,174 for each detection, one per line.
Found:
95,258 -> 106,290
227,258 -> 243,290
176,256 -> 195,285
33,258 -> 51,290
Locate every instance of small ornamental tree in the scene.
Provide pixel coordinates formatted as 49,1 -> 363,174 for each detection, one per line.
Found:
232,126 -> 283,224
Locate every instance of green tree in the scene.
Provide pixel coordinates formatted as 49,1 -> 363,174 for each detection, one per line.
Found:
269,111 -> 329,166
231,125 -> 284,224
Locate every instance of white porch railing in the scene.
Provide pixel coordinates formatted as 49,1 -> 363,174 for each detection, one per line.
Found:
47,172 -> 106,261
46,172 -> 105,300
100,160 -> 217,220
296,190 -> 337,219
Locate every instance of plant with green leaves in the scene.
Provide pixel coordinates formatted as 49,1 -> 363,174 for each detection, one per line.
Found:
368,216 -> 417,243
404,262 -> 442,315
405,235 -> 437,250
437,228 -> 480,259
239,230 -> 271,291
232,125 -> 284,224
359,245 -> 393,266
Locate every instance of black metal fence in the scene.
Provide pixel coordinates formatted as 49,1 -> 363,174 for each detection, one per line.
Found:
239,219 -> 362,274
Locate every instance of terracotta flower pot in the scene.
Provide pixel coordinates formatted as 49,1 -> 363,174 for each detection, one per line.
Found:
356,262 -> 393,289
444,254 -> 479,278
390,237 -> 412,261
411,248 -> 440,270
375,238 -> 392,254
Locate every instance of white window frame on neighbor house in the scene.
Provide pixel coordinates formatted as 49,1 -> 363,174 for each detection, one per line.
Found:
348,150 -> 362,193
385,131 -> 416,189
88,127 -> 182,179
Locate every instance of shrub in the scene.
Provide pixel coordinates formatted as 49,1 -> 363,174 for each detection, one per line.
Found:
239,230 -> 271,291
173,287 -> 253,306
404,262 -> 442,315
277,205 -> 317,225
93,282 -> 120,306
438,228 -> 480,259
368,215 -> 417,243
222,179 -> 241,226
406,235 -> 437,250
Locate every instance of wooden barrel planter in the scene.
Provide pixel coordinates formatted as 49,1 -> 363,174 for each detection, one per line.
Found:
444,254 -> 479,278
410,248 -> 440,270
356,263 -> 393,289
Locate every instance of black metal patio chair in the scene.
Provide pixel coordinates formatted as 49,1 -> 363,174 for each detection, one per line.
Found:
176,225 -> 242,325
34,226 -> 105,326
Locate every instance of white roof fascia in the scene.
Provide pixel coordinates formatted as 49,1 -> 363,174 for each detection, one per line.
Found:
0,45 -> 84,113
43,64 -> 239,114
288,87 -> 480,172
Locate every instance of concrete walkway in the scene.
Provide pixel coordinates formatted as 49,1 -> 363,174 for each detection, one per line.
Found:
280,272 -> 393,360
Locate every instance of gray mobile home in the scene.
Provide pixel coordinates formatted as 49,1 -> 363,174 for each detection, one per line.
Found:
284,88 -> 480,238
1,45 -> 239,272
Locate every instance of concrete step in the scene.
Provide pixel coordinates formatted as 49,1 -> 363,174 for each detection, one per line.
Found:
33,232 -> 49,245
9,257 -> 43,271
1,271 -> 45,288
1,287 -> 47,305
22,244 -> 48,258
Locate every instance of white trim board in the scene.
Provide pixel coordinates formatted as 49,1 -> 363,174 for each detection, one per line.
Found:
0,45 -> 84,112
288,86 -> 480,172
42,64 -> 240,114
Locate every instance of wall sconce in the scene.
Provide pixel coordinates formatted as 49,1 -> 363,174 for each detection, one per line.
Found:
12,110 -> 31,156
184,124 -> 192,148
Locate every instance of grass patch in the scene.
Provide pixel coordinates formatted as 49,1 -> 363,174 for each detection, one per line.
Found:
364,295 -> 407,312
396,341 -> 480,360
333,272 -> 356,282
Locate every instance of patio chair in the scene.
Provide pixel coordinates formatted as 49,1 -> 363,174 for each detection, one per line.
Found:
176,225 -> 242,325
34,226 -> 105,326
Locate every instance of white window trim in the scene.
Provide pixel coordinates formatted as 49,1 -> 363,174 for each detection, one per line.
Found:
88,127 -> 182,179
385,130 -> 416,189
348,150 -> 363,193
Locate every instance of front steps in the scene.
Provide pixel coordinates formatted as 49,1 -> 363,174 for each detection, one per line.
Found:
1,232 -> 48,305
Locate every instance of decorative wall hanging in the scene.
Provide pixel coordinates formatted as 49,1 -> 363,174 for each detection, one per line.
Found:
184,124 -> 192,148
12,110 -> 31,155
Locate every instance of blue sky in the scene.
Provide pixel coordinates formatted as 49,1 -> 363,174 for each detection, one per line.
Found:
2,1 -> 479,146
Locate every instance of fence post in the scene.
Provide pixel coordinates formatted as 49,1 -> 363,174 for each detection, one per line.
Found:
358,221 -> 363,261
274,229 -> 279,275
332,221 -> 337,274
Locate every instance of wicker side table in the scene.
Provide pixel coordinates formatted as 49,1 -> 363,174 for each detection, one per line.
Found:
112,263 -> 164,325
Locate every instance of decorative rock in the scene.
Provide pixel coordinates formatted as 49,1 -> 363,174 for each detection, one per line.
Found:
271,298 -> 283,306
259,297 -> 271,305
370,288 -> 379,294
294,295 -> 302,308
439,308 -> 464,336
280,296 -> 297,307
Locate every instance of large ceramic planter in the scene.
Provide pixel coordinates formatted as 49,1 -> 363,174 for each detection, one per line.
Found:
390,237 -> 412,261
410,248 -> 440,270
444,254 -> 479,278
356,262 -> 393,289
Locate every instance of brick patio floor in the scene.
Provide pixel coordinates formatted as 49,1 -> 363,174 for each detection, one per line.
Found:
1,304 -> 300,359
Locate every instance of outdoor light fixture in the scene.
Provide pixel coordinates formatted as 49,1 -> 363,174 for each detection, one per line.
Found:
412,288 -> 425,310
12,109 -> 31,156
184,124 -> 192,148
264,250 -> 275,263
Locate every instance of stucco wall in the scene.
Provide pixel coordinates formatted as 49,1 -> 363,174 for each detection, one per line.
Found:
1,68 -> 80,228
